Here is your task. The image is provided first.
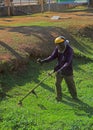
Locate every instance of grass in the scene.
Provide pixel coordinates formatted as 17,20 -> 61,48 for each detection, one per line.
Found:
0,6 -> 93,27
0,17 -> 93,28
0,5 -> 93,130
0,58 -> 93,130
71,35 -> 93,59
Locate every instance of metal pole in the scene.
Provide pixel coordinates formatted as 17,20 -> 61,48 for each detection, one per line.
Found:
20,0 -> 22,5
8,6 -> 11,16
48,0 -> 51,11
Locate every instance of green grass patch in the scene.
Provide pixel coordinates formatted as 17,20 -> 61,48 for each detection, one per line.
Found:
71,36 -> 93,59
0,59 -> 93,130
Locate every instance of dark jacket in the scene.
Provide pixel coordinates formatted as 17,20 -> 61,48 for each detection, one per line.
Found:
42,45 -> 73,76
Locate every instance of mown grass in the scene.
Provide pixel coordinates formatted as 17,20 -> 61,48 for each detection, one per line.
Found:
0,58 -> 93,130
0,6 -> 93,130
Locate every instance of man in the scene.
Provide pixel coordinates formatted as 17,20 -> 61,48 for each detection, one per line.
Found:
37,36 -> 77,102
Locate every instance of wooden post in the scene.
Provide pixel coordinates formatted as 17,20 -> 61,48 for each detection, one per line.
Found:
37,0 -> 44,13
41,0 -> 44,13
4,0 -> 11,16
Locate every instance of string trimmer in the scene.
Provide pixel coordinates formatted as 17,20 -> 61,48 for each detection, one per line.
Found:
18,71 -> 54,106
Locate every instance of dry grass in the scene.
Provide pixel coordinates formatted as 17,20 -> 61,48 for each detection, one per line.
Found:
0,9 -> 93,71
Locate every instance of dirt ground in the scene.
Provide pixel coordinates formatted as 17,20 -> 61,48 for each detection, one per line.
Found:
0,10 -> 93,72
0,11 -> 93,26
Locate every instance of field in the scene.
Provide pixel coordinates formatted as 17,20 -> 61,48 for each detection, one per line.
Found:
0,6 -> 93,130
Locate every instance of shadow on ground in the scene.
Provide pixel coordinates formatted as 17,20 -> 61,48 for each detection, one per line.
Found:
1,26 -> 93,59
62,94 -> 93,118
0,26 -> 93,100
0,58 -> 92,100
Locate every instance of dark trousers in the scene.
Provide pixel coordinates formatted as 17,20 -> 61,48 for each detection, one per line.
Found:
55,72 -> 77,100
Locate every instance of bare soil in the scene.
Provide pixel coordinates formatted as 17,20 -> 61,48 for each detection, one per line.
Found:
0,10 -> 93,72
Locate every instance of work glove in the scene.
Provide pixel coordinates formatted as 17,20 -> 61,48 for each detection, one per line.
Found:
54,66 -> 59,72
57,69 -> 62,75
54,67 -> 62,75
37,58 -> 43,65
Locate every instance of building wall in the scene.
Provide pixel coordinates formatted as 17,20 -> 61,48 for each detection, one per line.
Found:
56,0 -> 88,3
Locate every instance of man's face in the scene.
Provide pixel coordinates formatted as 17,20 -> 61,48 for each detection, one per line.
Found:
57,43 -> 66,52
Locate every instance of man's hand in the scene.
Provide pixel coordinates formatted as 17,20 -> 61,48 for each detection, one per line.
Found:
37,58 -> 43,65
54,66 -> 59,72
56,69 -> 62,75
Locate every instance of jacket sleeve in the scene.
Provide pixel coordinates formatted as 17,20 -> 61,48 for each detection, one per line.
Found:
58,48 -> 73,72
42,47 -> 58,63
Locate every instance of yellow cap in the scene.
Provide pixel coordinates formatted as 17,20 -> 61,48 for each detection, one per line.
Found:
55,36 -> 65,44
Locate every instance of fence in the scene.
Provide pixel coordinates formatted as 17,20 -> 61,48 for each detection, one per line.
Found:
0,0 -> 56,6
0,0 -> 88,16
0,0 -> 87,6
